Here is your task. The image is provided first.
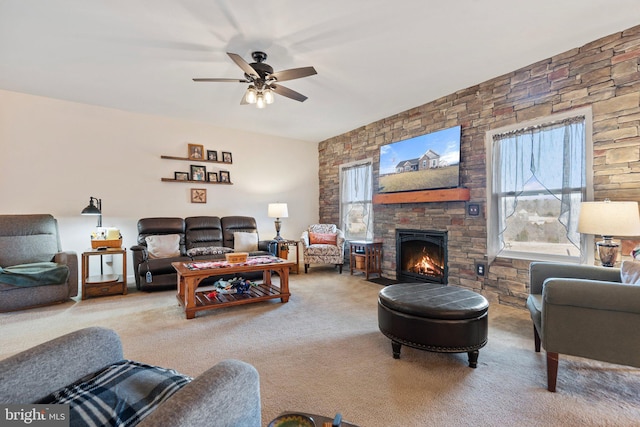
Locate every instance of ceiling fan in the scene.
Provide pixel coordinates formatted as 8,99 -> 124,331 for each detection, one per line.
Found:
193,51 -> 317,108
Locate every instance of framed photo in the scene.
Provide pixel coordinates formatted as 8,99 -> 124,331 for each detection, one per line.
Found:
222,151 -> 233,163
208,172 -> 218,182
188,143 -> 204,160
219,171 -> 230,183
190,188 -> 206,203
190,164 -> 206,181
207,150 -> 218,161
174,171 -> 189,181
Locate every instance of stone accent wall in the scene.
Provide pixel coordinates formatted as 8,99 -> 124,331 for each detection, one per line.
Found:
318,25 -> 640,307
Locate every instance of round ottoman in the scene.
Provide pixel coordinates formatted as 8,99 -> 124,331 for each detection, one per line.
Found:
378,283 -> 489,368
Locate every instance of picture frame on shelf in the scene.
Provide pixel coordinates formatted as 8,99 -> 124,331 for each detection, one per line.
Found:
208,172 -> 218,182
222,151 -> 233,163
174,171 -> 189,181
219,171 -> 230,183
188,143 -> 204,160
190,164 -> 206,181
191,188 -> 207,203
207,150 -> 218,161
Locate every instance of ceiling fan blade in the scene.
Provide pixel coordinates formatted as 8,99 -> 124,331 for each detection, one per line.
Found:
193,78 -> 249,82
270,66 -> 317,82
271,84 -> 308,102
227,52 -> 259,78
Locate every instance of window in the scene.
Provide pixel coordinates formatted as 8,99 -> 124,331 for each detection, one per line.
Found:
340,160 -> 373,240
486,108 -> 593,263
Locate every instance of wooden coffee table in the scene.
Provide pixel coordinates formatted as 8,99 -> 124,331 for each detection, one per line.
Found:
172,256 -> 295,319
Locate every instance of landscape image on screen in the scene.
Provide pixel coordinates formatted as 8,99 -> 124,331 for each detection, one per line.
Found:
378,125 -> 461,193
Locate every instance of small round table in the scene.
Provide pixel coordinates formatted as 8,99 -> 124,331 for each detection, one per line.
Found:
378,282 -> 489,368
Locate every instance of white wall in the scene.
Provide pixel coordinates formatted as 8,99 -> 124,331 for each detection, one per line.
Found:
0,89 -> 319,280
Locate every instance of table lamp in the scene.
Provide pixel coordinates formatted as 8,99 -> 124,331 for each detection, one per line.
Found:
268,203 -> 288,241
577,199 -> 640,267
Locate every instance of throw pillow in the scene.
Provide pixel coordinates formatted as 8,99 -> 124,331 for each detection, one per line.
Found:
145,234 -> 180,259
309,232 -> 338,245
186,246 -> 233,257
620,260 -> 640,285
41,360 -> 192,427
234,232 -> 258,252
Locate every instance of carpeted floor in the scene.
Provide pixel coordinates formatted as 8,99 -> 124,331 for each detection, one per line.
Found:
2,268 -> 640,426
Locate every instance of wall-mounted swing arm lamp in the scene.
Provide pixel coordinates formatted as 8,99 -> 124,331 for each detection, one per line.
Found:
81,197 -> 102,227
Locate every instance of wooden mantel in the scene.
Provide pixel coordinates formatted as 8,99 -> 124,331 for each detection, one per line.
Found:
373,188 -> 470,205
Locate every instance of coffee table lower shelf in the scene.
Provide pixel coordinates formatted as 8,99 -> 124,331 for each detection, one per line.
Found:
176,283 -> 288,312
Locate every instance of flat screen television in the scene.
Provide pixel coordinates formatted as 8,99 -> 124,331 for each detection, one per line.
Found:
378,125 -> 461,193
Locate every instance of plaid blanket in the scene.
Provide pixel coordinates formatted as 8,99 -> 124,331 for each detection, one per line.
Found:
44,360 -> 192,427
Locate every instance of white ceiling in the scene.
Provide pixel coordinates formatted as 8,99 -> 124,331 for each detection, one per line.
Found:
1,1 -> 638,142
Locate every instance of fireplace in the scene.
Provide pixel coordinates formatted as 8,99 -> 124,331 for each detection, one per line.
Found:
396,229 -> 447,284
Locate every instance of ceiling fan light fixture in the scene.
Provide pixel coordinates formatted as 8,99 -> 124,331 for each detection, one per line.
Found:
256,93 -> 266,109
245,85 -> 257,104
264,88 -> 274,104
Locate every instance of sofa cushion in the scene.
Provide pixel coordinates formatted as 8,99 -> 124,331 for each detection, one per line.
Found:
186,246 -> 233,257
620,260 -> 640,285
145,235 -> 180,259
41,359 -> 192,427
234,232 -> 258,252
309,232 -> 338,245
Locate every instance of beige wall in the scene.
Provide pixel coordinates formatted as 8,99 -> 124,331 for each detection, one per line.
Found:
0,89 -> 319,279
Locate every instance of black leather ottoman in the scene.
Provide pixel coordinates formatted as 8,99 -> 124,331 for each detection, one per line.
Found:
378,283 -> 489,368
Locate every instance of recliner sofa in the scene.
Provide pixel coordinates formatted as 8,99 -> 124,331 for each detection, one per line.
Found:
130,216 -> 272,291
0,214 -> 78,312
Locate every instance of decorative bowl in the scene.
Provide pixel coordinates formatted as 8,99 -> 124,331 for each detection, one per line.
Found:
268,413 -> 315,427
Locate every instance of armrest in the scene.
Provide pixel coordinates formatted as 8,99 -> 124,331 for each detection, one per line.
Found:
0,327 -> 123,404
300,231 -> 310,248
529,262 -> 621,295
138,360 -> 261,427
54,251 -> 78,297
130,245 -> 148,264
544,279 -> 640,313
336,229 -> 346,249
258,240 -> 271,252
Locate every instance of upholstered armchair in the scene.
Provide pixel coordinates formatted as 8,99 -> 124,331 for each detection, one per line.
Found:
0,214 -> 78,312
526,261 -> 640,392
0,327 -> 261,427
300,224 -> 345,273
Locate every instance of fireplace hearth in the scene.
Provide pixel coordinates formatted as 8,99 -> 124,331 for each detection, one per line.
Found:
396,229 -> 447,284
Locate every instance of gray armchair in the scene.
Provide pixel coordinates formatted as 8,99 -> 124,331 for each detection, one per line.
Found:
0,327 -> 261,427
526,262 -> 640,392
0,214 -> 78,312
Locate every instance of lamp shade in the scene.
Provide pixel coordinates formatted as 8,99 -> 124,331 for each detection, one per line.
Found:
577,200 -> 640,237
268,203 -> 289,218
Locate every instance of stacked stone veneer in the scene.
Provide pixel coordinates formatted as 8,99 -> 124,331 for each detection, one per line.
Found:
318,25 -> 640,307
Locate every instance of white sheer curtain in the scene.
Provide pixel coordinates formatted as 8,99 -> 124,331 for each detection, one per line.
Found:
489,116 -> 586,262
340,161 -> 373,240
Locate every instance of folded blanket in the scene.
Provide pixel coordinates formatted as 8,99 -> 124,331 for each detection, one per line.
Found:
0,262 -> 70,287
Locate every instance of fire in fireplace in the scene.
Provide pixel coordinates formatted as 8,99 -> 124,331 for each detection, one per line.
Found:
396,229 -> 447,284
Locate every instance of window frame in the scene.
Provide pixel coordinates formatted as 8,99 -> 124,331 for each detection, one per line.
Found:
339,158 -> 374,241
485,107 -> 594,264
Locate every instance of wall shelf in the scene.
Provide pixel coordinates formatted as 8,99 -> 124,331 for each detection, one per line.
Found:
160,155 -> 232,165
373,188 -> 470,205
161,178 -> 232,185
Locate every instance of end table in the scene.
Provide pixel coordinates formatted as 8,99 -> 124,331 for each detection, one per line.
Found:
81,248 -> 127,299
349,240 -> 383,279
269,239 -> 300,274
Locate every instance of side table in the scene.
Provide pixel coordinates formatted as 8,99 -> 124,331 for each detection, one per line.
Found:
81,248 -> 127,300
269,239 -> 300,274
349,240 -> 383,280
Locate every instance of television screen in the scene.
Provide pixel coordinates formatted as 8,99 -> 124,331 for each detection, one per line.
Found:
378,125 -> 461,193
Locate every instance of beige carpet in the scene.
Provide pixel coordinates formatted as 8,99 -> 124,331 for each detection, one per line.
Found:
2,268 -> 640,426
